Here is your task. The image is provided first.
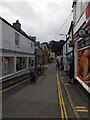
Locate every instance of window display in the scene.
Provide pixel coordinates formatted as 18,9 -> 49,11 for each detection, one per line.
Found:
16,57 -> 27,71
2,57 -> 14,76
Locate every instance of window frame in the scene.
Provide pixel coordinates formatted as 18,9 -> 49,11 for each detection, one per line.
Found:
15,32 -> 20,46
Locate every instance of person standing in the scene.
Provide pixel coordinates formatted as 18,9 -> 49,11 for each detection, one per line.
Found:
30,64 -> 36,82
68,62 -> 74,84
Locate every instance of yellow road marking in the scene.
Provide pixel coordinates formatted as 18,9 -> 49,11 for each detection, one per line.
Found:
57,72 -> 64,118
58,76 -> 68,120
77,109 -> 88,112
57,71 -> 68,120
76,106 -> 86,109
0,78 -> 29,94
58,85 -> 64,118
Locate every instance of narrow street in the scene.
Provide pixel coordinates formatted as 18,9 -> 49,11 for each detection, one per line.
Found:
0,1 -> 90,120
2,63 -> 75,118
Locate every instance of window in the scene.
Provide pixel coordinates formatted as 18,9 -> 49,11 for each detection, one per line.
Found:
22,57 -> 27,69
2,57 -> 14,76
28,58 -> 31,67
16,57 -> 27,71
16,57 -> 22,71
15,32 -> 20,46
78,36 -> 90,49
66,52 -> 73,62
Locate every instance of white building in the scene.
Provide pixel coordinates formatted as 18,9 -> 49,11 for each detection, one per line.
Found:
63,42 -> 67,71
63,21 -> 73,72
0,17 -> 35,81
72,1 -> 90,93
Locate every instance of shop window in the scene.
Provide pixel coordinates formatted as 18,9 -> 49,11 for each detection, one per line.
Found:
85,36 -> 90,46
16,57 -> 22,71
16,57 -> 27,71
15,32 -> 20,46
66,52 -> 73,62
22,57 -> 27,69
78,36 -> 90,49
2,57 -> 14,76
78,39 -> 84,49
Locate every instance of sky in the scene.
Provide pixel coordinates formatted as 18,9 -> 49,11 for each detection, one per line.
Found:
0,0 -> 73,43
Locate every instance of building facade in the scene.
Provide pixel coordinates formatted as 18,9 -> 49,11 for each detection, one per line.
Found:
0,17 -> 35,81
41,43 -> 49,65
35,41 -> 43,68
73,1 -> 90,93
63,22 -> 73,72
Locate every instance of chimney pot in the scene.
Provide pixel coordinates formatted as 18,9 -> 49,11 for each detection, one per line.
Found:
13,20 -> 21,30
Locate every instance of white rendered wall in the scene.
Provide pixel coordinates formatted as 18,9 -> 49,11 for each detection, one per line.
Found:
2,20 -> 34,54
0,19 -> 35,80
74,2 -> 87,34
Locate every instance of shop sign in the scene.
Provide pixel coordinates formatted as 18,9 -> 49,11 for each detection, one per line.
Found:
69,40 -> 74,47
78,29 -> 86,37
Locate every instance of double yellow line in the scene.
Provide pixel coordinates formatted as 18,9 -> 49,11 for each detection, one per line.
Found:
57,71 -> 68,120
0,78 -> 29,94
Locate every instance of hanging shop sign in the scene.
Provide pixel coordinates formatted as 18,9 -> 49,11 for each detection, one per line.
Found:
78,29 -> 87,37
69,40 -> 74,47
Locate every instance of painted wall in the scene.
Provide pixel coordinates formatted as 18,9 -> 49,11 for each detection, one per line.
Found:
1,20 -> 34,54
73,2 -> 87,34
0,18 -> 35,79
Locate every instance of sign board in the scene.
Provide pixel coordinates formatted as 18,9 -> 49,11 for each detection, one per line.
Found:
78,29 -> 86,37
69,40 -> 74,47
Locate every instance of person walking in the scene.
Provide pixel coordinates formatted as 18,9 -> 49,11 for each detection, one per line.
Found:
30,64 -> 36,82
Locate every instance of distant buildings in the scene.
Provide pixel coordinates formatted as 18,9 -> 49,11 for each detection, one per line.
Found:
35,41 -> 43,68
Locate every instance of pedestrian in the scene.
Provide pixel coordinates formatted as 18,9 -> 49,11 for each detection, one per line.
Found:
30,63 -> 36,82
68,62 -> 74,84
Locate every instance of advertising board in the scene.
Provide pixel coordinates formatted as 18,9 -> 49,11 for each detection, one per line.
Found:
77,47 -> 90,87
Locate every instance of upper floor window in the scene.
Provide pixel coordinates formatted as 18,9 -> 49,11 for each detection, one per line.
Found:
15,32 -> 20,46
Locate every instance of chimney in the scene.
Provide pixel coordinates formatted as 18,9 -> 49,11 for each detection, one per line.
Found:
13,20 -> 21,30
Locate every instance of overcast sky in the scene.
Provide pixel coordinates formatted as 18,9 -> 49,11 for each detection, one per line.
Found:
0,0 -> 73,43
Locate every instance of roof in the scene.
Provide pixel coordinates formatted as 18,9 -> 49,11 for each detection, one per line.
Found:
0,16 -> 34,43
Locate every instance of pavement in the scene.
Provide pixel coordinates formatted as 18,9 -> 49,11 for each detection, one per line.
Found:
59,70 -> 89,119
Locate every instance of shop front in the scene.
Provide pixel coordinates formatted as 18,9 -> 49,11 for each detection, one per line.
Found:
75,24 -> 90,93
74,2 -> 90,93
